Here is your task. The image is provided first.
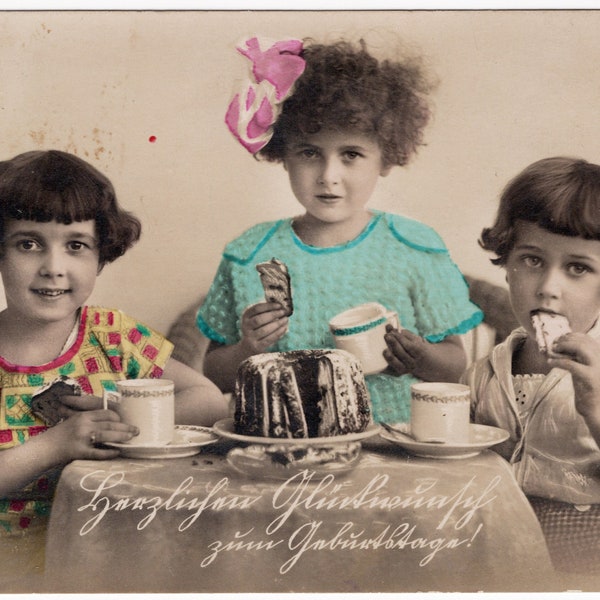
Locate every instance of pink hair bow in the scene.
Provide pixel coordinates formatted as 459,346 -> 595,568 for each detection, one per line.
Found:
225,37 -> 305,154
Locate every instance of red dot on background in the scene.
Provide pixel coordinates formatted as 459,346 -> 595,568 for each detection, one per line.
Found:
148,135 -> 157,143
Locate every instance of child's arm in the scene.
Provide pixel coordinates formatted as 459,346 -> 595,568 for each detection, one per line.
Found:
48,363 -> 228,427
203,301 -> 289,393
162,357 -> 229,426
549,332 -> 600,447
383,326 -> 467,383
0,410 -> 137,497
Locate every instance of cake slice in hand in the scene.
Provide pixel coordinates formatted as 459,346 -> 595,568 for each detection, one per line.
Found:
531,311 -> 571,357
256,258 -> 294,316
31,376 -> 82,426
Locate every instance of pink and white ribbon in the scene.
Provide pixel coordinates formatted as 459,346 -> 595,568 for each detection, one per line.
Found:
225,37 -> 305,154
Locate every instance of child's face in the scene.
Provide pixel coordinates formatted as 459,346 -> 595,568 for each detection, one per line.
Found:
283,128 -> 391,228
505,221 -> 600,338
0,219 -> 99,325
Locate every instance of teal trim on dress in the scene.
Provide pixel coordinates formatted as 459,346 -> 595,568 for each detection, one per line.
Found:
388,217 -> 448,254
196,314 -> 228,345
291,212 -> 382,254
224,220 -> 285,265
331,316 -> 386,336
424,309 -> 485,343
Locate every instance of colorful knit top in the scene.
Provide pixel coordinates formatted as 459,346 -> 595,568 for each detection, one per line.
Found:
0,306 -> 173,538
197,211 -> 483,423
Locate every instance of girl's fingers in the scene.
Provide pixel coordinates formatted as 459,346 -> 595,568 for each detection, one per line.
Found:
244,301 -> 281,316
395,331 -> 427,357
53,397 -> 123,426
252,312 -> 287,330
83,417 -> 140,452
242,302 -> 288,350
59,410 -> 137,435
59,394 -> 103,411
92,415 -> 139,436
89,425 -> 139,446
244,303 -> 286,324
547,356 -> 595,383
249,322 -> 288,353
384,332 -> 414,363
547,356 -> 579,372
383,350 -> 412,375
242,317 -> 288,351
396,328 -> 420,343
88,409 -> 125,422
553,341 -> 595,366
256,318 -> 288,341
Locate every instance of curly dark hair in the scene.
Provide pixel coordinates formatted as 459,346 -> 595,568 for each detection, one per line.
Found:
258,39 -> 434,166
480,156 -> 600,265
0,150 -> 141,267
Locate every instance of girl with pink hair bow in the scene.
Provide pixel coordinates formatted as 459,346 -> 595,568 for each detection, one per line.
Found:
199,36 -> 483,424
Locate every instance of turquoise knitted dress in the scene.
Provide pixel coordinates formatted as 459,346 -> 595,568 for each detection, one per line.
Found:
197,211 -> 483,423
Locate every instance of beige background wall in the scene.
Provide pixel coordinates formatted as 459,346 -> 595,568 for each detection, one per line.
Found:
1,9 -> 599,334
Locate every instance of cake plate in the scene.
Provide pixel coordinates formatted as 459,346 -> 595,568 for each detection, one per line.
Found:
213,418 -> 381,480
213,418 -> 380,446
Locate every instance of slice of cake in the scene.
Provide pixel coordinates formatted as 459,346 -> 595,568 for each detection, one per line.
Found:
31,376 -> 82,426
234,349 -> 371,439
531,311 -> 571,357
256,258 -> 293,316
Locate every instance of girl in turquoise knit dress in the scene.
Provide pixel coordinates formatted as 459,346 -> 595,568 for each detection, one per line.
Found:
198,37 -> 483,423
0,150 -> 227,591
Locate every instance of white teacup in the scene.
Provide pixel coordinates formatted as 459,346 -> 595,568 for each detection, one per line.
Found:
329,302 -> 400,375
410,382 -> 471,444
105,379 -> 175,446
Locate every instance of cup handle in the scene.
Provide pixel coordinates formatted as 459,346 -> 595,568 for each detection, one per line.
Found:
385,310 -> 400,330
102,389 -> 121,410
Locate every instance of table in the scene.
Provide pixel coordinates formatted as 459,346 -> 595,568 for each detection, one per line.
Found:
44,437 -> 557,593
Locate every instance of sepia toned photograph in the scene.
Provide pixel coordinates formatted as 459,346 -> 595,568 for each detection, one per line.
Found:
1,4 -> 600,595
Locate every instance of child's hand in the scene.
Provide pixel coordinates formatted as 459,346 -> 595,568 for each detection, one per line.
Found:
45,393 -> 118,422
240,301 -> 289,354
46,409 -> 139,463
548,333 -> 600,421
383,326 -> 467,382
383,326 -> 428,376
59,393 -> 104,409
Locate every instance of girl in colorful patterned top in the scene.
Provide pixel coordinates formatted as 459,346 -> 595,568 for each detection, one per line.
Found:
197,37 -> 483,423
0,150 -> 227,590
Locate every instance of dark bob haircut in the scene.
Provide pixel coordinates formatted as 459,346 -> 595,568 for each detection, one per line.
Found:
0,150 -> 141,266
258,39 -> 434,167
480,156 -> 600,265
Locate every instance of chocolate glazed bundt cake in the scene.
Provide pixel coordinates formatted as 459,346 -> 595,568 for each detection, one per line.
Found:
234,349 -> 371,439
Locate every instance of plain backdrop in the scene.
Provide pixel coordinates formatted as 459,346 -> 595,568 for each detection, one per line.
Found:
1,9 -> 600,334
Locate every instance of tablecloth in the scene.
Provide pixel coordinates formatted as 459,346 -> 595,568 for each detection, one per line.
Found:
44,438 -> 556,593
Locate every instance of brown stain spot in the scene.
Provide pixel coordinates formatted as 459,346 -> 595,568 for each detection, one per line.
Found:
26,127 -> 112,164
91,128 -> 105,160
28,130 -> 46,146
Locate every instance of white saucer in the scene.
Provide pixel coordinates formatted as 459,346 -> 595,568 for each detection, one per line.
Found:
379,422 -> 509,459
105,425 -> 218,459
213,417 -> 381,446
